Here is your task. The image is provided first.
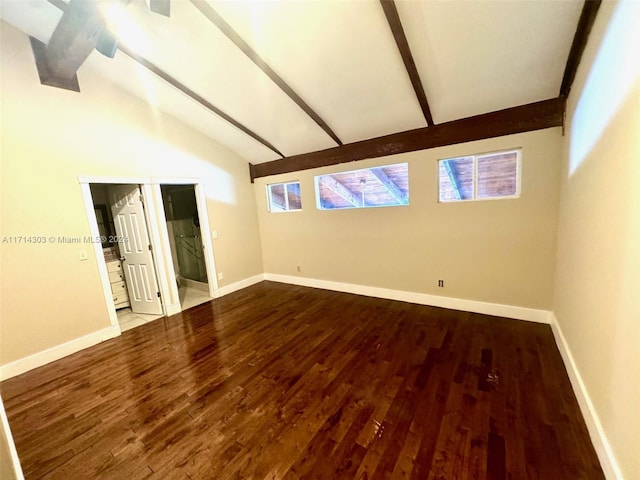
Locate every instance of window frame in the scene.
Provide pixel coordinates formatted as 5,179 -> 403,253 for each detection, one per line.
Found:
266,181 -> 302,213
437,148 -> 522,203
314,162 -> 409,211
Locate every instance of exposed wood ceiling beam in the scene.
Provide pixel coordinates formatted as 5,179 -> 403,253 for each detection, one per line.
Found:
46,0 -> 284,159
252,97 -> 564,179
370,168 -> 407,204
189,0 -> 343,147
442,160 -> 463,200
319,176 -> 361,207
560,0 -> 602,97
380,0 -> 434,127
118,45 -> 285,158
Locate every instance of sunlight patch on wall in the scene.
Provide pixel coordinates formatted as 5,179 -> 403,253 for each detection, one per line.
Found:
151,147 -> 238,206
570,0 -> 640,176
148,144 -> 238,205
202,167 -> 236,205
134,62 -> 159,108
80,129 -> 239,205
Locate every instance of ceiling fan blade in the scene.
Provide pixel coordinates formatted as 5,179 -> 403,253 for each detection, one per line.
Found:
44,1 -> 103,79
30,0 -> 125,91
147,0 -> 170,17
96,28 -> 118,58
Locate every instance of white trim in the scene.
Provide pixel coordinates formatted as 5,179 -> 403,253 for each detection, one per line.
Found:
0,326 -> 120,381
193,182 -> 219,296
79,183 -> 119,327
165,303 -> 182,316
151,180 -> 219,300
140,183 -> 171,316
266,181 -> 302,213
151,177 -> 201,185
314,175 -> 323,210
149,184 -> 181,309
437,148 -> 522,203
179,277 -> 209,292
214,274 -> 264,298
0,396 -> 24,480
549,313 -> 624,480
264,273 -> 551,324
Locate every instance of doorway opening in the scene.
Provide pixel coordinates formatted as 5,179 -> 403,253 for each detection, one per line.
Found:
81,176 -> 219,332
160,184 -> 212,311
90,183 -> 164,332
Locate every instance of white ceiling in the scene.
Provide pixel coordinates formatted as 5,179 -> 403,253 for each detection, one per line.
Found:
397,0 -> 583,123
0,0 -> 583,165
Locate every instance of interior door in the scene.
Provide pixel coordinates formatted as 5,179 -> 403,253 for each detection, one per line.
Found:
109,184 -> 163,315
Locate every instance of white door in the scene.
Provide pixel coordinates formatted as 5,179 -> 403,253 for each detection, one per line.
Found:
109,185 -> 163,315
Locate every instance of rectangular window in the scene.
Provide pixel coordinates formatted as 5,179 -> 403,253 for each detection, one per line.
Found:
438,149 -> 521,202
267,181 -> 302,212
315,163 -> 409,210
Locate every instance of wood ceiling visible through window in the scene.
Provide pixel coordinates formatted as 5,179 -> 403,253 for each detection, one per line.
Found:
316,163 -> 409,210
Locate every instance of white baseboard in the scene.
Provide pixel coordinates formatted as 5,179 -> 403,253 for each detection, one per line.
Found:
214,274 -> 265,299
179,277 -> 209,292
0,274 -> 266,380
550,313 -> 623,480
264,273 -> 551,324
0,325 -> 121,381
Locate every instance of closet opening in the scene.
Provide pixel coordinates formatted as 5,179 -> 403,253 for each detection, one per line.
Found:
89,183 -> 164,331
160,184 -> 212,311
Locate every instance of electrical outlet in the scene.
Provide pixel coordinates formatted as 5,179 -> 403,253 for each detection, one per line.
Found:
217,272 -> 224,281
212,231 -> 218,239
438,279 -> 444,287
79,250 -> 88,261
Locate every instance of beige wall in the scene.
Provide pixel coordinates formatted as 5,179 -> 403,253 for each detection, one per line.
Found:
255,128 -> 562,310
0,23 -> 263,365
553,1 -> 640,478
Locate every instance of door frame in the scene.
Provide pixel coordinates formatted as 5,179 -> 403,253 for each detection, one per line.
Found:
78,176 -> 218,325
152,178 -> 219,314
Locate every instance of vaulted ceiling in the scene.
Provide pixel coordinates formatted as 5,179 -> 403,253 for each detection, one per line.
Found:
1,0 -> 599,179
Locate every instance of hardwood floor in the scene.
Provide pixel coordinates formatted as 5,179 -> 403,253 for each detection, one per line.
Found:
1,281 -> 603,479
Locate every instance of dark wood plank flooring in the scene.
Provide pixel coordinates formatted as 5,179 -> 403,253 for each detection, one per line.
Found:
1,281 -> 604,479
